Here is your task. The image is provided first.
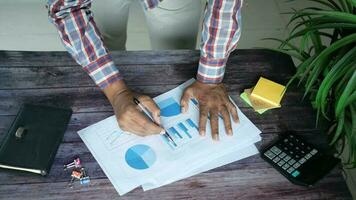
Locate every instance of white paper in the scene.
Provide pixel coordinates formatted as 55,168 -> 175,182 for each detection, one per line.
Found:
141,144 -> 259,190
78,79 -> 261,195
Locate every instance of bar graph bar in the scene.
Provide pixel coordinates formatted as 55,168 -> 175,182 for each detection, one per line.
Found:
186,118 -> 199,132
168,127 -> 182,139
178,122 -> 192,138
161,118 -> 201,149
161,135 -> 176,149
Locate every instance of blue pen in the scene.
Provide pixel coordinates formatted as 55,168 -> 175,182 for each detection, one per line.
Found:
133,97 -> 177,146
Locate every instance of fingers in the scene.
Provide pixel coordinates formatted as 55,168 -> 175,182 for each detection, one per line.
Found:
227,101 -> 239,123
221,106 -> 233,136
210,110 -> 219,141
198,105 -> 208,136
138,95 -> 161,125
132,111 -> 164,135
117,106 -> 163,136
180,88 -> 193,113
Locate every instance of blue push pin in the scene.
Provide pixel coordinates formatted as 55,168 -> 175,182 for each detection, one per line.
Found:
80,176 -> 90,185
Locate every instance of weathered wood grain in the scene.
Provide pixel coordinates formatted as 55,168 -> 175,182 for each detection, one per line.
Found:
0,50 -> 351,199
0,168 -> 350,200
0,84 -> 310,115
0,133 -> 338,186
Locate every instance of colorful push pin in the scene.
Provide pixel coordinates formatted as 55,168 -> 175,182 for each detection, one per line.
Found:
64,158 -> 81,170
80,176 -> 90,185
71,170 -> 82,180
68,177 -> 76,188
68,170 -> 83,188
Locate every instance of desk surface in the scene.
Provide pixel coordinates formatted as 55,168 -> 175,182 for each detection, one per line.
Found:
0,50 -> 351,200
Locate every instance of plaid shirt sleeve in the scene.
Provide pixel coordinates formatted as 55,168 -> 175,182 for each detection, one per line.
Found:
198,0 -> 243,84
47,0 -> 122,89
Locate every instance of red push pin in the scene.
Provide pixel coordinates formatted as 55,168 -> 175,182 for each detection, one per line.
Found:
64,158 -> 81,170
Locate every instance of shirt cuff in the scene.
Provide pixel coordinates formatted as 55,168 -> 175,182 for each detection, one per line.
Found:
196,56 -> 228,84
83,54 -> 123,89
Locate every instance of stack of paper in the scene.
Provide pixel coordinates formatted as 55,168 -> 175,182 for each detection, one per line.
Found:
240,77 -> 286,114
78,79 -> 261,195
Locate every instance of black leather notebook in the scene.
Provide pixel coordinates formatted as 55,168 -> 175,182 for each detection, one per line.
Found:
0,104 -> 72,176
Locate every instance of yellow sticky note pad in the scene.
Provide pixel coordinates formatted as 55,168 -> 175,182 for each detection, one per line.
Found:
250,77 -> 286,110
240,91 -> 268,114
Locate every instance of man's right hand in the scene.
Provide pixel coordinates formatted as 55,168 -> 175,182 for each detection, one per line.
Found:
103,80 -> 164,136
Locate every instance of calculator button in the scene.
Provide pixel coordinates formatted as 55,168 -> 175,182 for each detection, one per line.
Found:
270,146 -> 282,154
305,153 -> 313,160
311,149 -> 318,155
295,155 -> 300,159
279,152 -> 287,158
293,162 -> 301,169
287,167 -> 295,174
283,155 -> 291,162
264,150 -> 276,159
288,159 -> 296,165
273,157 -> 281,163
277,160 -> 286,167
299,158 -> 307,164
291,170 -> 300,177
282,163 -> 290,170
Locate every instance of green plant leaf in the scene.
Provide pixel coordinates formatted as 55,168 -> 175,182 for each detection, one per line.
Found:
288,23 -> 356,40
297,55 -> 318,86
293,10 -> 356,23
331,110 -> 345,144
351,0 -> 356,7
345,90 -> 356,106
316,47 -> 356,118
335,65 -> 355,95
335,70 -> 356,117
302,33 -> 356,99
307,0 -> 340,10
327,0 -> 343,11
340,0 -> 350,12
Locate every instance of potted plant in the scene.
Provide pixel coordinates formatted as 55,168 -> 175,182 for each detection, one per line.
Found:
265,0 -> 355,167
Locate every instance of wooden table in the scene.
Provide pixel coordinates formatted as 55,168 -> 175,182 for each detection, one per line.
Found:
0,50 -> 351,199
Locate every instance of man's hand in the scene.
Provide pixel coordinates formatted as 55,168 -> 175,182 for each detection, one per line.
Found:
180,81 -> 239,141
103,80 -> 164,136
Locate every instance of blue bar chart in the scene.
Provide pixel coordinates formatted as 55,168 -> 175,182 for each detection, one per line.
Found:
178,122 -> 192,138
160,118 -> 200,149
168,127 -> 183,139
157,97 -> 200,149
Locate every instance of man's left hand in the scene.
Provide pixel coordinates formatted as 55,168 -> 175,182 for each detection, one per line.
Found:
180,81 -> 239,141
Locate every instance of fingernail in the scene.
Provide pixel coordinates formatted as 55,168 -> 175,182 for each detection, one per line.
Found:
181,107 -> 186,113
228,129 -> 233,136
213,134 -> 219,141
200,130 -> 205,136
159,129 -> 165,135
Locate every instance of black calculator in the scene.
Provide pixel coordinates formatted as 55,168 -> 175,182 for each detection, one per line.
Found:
261,132 -> 340,186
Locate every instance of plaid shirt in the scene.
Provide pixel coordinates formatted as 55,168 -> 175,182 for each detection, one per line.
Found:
48,0 -> 242,89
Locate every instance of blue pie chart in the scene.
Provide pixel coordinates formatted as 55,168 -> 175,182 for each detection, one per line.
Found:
125,144 -> 156,170
157,97 -> 181,117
